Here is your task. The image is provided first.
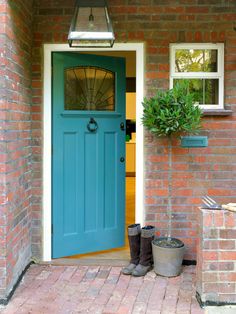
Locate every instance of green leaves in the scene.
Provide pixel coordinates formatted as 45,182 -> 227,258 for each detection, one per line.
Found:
142,80 -> 202,137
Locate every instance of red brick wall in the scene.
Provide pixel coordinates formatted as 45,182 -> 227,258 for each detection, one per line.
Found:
197,208 -> 236,304
0,0 -> 33,299
0,1 -> 7,298
31,0 -> 236,261
31,0 -> 74,259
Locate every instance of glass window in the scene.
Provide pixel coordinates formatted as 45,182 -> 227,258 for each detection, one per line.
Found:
175,49 -> 217,73
173,79 -> 219,105
170,43 -> 224,109
64,66 -> 115,111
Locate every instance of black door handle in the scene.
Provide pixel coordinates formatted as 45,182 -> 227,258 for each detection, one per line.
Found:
87,118 -> 98,133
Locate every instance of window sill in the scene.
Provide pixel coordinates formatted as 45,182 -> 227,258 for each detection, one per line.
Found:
202,109 -> 233,116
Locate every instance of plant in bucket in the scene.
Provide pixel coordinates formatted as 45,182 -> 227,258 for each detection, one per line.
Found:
142,80 -> 202,277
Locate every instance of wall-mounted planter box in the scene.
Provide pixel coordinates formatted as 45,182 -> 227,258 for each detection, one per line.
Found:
181,136 -> 208,148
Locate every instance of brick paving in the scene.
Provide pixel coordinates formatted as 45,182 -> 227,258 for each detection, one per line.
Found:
0,264 -> 204,314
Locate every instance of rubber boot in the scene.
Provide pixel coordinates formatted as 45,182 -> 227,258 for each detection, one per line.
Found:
132,225 -> 155,277
121,224 -> 141,275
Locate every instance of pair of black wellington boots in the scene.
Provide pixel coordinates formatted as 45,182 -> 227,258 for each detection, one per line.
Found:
122,224 -> 155,277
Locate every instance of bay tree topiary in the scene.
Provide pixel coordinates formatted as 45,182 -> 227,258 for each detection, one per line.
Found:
142,80 -> 202,242
142,80 -> 202,137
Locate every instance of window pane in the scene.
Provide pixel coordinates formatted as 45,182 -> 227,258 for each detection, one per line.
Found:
64,66 -> 115,111
174,79 -> 219,105
175,49 -> 218,72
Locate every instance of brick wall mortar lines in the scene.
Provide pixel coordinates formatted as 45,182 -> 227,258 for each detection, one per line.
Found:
0,0 -> 8,300
0,0 -> 33,299
197,208 -> 236,303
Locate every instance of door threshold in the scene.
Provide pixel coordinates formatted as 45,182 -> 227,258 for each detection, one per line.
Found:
42,258 -> 129,267
48,247 -> 130,266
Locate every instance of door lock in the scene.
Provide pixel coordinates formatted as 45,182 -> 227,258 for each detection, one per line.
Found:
120,157 -> 125,163
120,122 -> 125,131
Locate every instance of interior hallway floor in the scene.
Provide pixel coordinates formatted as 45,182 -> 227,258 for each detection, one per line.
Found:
54,176 -> 135,265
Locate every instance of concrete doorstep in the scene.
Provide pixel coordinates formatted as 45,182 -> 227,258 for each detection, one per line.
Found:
205,306 -> 236,314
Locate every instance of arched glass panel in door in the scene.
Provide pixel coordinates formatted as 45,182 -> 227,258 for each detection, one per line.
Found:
64,66 -> 115,111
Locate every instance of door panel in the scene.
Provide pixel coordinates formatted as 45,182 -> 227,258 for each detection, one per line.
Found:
63,131 -> 78,235
104,132 -> 117,229
52,52 -> 126,258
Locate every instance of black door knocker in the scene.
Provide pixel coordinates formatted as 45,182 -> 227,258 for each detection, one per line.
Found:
87,117 -> 98,133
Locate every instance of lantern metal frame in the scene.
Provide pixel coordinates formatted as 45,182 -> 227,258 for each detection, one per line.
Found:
68,0 -> 115,48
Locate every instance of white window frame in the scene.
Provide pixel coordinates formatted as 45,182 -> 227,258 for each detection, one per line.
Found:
170,43 -> 224,109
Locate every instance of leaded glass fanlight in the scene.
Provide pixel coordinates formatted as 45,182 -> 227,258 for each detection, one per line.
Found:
65,66 -> 115,111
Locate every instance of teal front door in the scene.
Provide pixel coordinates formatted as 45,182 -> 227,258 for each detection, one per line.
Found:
52,52 -> 126,258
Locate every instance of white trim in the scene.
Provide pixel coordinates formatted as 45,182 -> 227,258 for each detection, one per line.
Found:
43,43 -> 145,261
170,43 -> 224,109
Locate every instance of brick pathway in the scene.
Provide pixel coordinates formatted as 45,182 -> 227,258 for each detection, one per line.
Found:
0,264 -> 204,314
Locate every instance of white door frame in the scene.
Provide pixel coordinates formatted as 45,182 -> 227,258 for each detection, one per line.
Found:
43,43 -> 145,261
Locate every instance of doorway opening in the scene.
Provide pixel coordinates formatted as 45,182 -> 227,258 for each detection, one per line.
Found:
43,43 -> 144,262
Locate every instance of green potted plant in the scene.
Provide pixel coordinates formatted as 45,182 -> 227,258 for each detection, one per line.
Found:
142,80 -> 202,277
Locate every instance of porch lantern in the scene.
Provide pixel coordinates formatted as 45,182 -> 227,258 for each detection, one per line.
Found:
68,0 -> 115,47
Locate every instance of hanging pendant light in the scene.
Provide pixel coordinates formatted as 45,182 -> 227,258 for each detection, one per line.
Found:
68,0 -> 115,48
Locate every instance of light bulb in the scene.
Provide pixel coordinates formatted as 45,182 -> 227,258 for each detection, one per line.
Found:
88,8 -> 94,30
